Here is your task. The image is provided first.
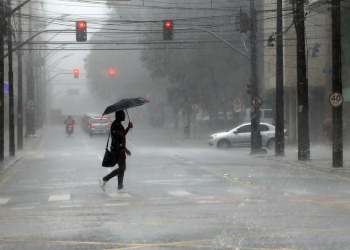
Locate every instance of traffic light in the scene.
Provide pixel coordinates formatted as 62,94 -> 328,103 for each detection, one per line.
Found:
163,20 -> 173,40
76,21 -> 87,42
109,68 -> 115,76
246,83 -> 251,95
74,69 -> 79,78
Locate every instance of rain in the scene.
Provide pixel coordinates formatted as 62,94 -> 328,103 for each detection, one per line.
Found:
0,0 -> 350,249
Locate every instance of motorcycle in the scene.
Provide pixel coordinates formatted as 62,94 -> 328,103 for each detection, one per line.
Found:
66,124 -> 74,136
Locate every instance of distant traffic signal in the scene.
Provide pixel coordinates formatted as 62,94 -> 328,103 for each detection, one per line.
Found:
74,69 -> 79,78
163,20 -> 173,40
109,68 -> 115,76
76,21 -> 87,42
246,83 -> 251,95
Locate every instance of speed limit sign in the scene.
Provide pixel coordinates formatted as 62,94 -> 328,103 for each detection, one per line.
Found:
329,92 -> 343,107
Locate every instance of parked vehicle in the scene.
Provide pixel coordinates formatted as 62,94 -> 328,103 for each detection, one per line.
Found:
87,116 -> 112,137
208,123 -> 287,149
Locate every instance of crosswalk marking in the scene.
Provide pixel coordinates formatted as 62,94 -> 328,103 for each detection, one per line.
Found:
168,190 -> 192,196
49,194 -> 70,201
0,198 -> 9,204
107,192 -> 132,198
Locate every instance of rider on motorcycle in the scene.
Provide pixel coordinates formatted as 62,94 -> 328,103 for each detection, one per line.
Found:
65,115 -> 75,133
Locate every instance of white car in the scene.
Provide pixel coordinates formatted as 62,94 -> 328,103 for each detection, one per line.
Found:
208,123 -> 286,149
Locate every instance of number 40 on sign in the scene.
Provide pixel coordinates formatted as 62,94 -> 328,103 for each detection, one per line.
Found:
329,92 -> 343,107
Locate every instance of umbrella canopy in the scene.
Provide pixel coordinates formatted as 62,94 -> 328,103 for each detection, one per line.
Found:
102,97 -> 150,116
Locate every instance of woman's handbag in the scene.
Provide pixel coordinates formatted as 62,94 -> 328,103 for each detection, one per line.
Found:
102,133 -> 118,167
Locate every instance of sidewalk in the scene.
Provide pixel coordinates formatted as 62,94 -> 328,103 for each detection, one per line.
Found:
153,122 -> 350,177
0,128 -> 44,175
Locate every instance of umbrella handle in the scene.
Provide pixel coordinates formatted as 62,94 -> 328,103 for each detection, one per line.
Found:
125,109 -> 130,122
125,109 -> 132,132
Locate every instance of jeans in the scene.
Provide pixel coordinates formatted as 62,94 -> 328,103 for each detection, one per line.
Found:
102,151 -> 126,186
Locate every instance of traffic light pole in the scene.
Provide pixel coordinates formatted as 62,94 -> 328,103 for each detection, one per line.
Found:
250,0 -> 263,154
295,0 -> 310,160
7,0 -> 15,156
17,0 -> 23,150
332,0 -> 343,168
275,0 -> 284,156
0,0 -> 5,160
26,3 -> 36,136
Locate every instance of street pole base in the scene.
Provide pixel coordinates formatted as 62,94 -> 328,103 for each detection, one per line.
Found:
250,148 -> 267,155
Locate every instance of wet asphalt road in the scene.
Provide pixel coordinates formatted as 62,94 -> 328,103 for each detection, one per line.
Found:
0,124 -> 350,249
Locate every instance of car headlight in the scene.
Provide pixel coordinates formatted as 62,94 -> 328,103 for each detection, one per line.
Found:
209,135 -> 217,140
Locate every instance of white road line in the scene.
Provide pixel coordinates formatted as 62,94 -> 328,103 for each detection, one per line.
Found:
197,201 -> 221,204
59,205 -> 83,208
12,207 -> 35,210
105,203 -> 129,206
61,153 -> 71,156
169,190 -> 192,196
287,189 -> 314,195
0,198 -> 10,205
48,169 -> 76,172
227,188 -> 253,196
107,192 -> 132,198
48,194 -> 70,201
19,180 -> 38,183
18,203 -> 40,206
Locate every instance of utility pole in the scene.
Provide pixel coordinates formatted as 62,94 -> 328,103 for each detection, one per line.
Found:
7,0 -> 15,156
250,0 -> 262,154
17,0 -> 23,150
275,0 -> 284,156
332,0 -> 343,167
26,3 -> 36,136
0,0 -> 5,160
294,0 -> 310,161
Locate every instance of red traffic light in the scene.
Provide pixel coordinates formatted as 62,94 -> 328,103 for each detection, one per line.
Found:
109,68 -> 115,75
76,21 -> 87,42
78,21 -> 85,29
74,69 -> 79,78
147,94 -> 150,98
165,21 -> 172,28
163,20 -> 173,40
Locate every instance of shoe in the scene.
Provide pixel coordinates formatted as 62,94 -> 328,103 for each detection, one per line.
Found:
99,178 -> 106,191
117,185 -> 123,190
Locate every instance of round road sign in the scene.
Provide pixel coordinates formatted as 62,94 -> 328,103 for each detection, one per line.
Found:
251,96 -> 262,107
192,104 -> 198,111
329,92 -> 343,107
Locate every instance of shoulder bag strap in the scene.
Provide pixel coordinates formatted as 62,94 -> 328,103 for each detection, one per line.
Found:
106,133 -> 111,149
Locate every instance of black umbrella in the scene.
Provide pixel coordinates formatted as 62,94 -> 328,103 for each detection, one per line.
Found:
102,97 -> 150,120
